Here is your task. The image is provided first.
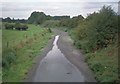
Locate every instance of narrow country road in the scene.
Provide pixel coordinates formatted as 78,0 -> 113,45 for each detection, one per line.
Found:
26,29 -> 96,82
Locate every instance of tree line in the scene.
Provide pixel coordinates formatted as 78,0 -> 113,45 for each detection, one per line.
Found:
2,6 -> 119,50
2,11 -> 84,28
27,11 -> 71,26
72,6 -> 118,52
4,22 -> 28,31
27,6 -> 119,82
28,6 -> 118,53
2,17 -> 27,23
27,6 -> 118,53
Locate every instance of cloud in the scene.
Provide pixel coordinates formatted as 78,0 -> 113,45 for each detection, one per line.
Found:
1,0 -> 119,2
1,1 -> 118,19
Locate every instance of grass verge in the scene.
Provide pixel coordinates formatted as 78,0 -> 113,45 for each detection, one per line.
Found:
0,29 -> 2,83
68,29 -> 118,82
85,44 -> 118,82
2,24 -> 53,82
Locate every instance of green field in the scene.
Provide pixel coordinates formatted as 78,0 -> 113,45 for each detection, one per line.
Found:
0,29 -> 2,83
2,24 -> 53,82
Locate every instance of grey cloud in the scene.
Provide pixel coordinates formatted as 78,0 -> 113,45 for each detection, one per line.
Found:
1,2 -> 118,19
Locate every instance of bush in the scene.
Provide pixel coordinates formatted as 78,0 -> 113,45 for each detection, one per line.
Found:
75,21 -> 89,40
87,6 -> 117,50
4,23 -> 14,30
21,24 -> 28,31
42,20 -> 60,27
74,6 -> 118,52
14,22 -> 21,30
15,22 -> 28,31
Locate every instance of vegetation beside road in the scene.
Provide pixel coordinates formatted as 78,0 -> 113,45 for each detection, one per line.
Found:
26,6 -> 119,82
68,6 -> 118,82
31,6 -> 118,82
2,24 -> 53,81
70,29 -> 118,82
2,5 -> 119,82
0,28 -> 2,82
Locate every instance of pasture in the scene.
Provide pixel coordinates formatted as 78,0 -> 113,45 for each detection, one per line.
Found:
2,24 -> 53,81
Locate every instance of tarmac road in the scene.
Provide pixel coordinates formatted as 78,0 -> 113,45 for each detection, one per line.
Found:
26,29 -> 96,82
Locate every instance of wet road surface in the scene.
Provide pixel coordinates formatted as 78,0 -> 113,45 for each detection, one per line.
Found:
32,35 -> 85,82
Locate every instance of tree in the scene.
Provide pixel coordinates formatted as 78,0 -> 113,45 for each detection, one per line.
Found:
3,17 -> 12,23
73,6 -> 118,52
70,15 -> 84,28
28,11 -> 47,24
14,22 -> 21,30
86,6 -> 118,50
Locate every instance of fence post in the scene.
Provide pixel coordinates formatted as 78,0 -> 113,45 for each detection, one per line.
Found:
7,41 -> 9,48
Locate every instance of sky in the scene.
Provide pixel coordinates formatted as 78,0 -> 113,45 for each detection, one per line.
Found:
1,0 -> 119,19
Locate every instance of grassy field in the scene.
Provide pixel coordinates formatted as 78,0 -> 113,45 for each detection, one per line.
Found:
0,29 -> 2,83
69,29 -> 118,82
2,24 -> 53,82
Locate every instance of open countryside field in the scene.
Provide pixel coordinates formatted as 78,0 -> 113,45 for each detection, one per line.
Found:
0,29 -> 2,82
2,1 -> 119,83
2,24 -> 53,81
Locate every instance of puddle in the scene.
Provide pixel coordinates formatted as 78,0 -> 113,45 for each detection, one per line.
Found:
33,35 -> 85,82
53,35 -> 59,46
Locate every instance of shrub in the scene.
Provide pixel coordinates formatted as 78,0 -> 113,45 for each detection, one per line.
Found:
74,6 -> 118,52
42,20 -> 60,27
86,6 -> 117,50
4,23 -> 14,30
14,22 -> 21,30
21,24 -> 28,31
15,22 -> 28,31
75,21 -> 89,40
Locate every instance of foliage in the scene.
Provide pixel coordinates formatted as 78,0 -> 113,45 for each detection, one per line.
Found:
4,23 -> 14,30
28,11 -> 47,24
42,20 -> 60,27
59,18 -> 71,27
2,17 -> 27,23
70,15 -> 84,28
2,49 -> 16,68
69,6 -> 119,82
3,24 -> 53,81
27,11 -> 83,28
85,45 -> 118,82
47,28 -> 52,33
52,16 -> 70,20
74,6 -> 118,52
4,22 -> 28,31
15,22 -> 28,31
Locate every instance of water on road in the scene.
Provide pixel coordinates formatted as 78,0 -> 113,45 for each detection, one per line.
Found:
33,35 -> 85,82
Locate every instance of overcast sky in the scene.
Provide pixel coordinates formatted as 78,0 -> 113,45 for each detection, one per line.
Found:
1,0 -> 119,19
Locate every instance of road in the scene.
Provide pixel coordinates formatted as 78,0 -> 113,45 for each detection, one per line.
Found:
26,29 -> 96,82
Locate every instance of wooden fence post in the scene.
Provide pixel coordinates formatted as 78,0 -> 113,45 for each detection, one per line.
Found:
7,41 -> 9,48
